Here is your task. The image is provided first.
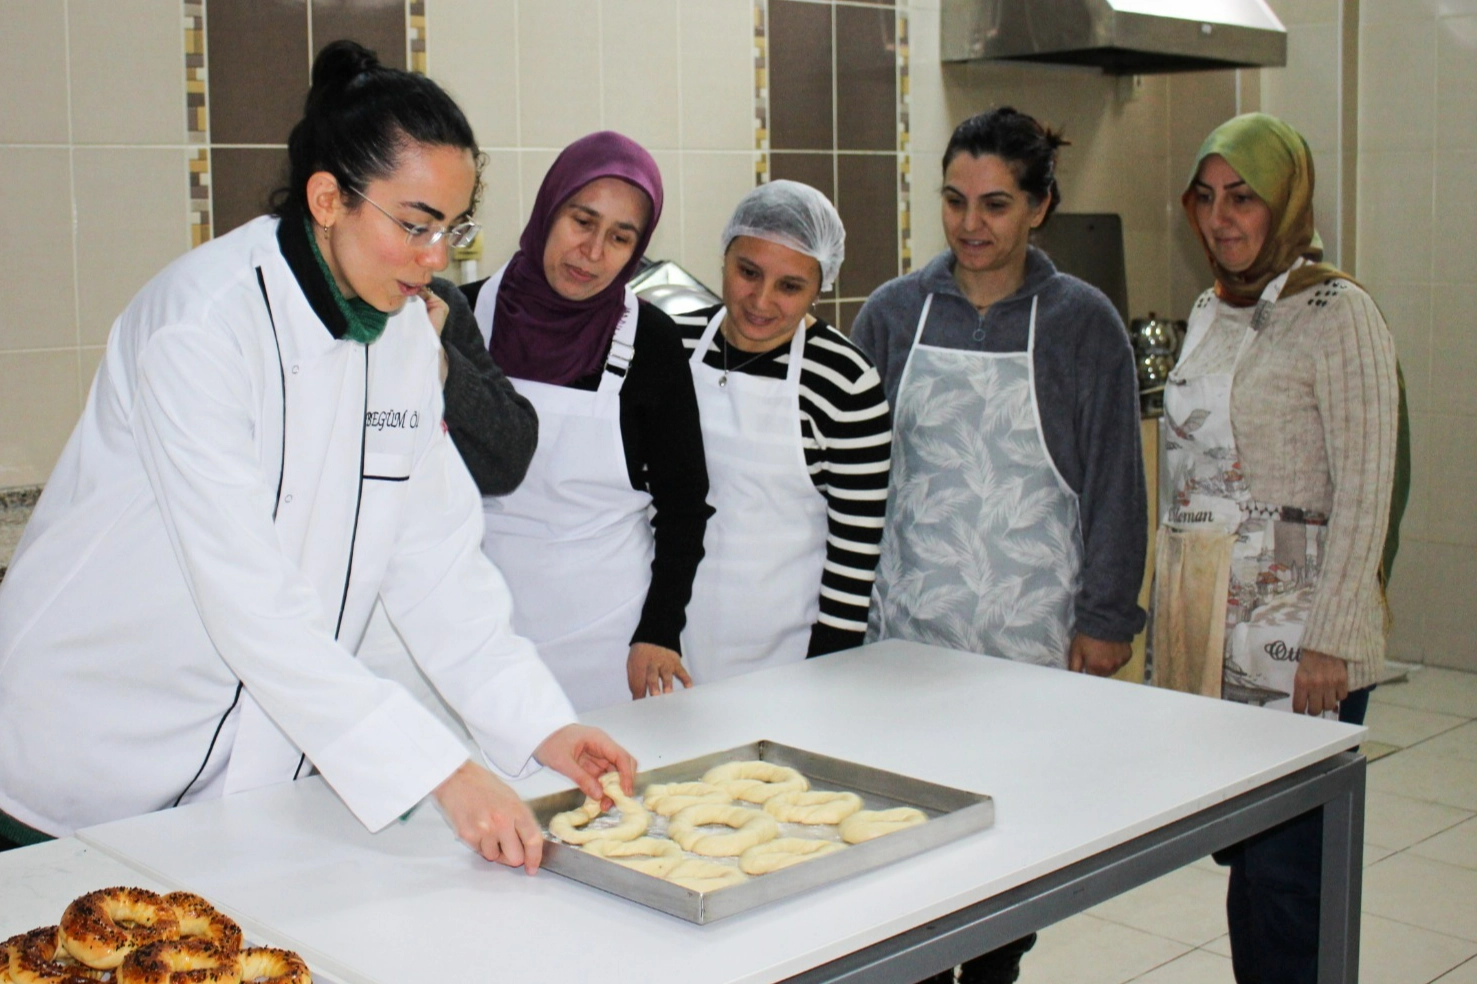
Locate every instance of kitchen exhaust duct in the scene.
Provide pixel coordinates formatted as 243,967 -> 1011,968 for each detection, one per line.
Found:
941,0 -> 1287,75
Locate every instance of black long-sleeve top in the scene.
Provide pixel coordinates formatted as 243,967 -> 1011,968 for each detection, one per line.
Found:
457,278 -> 711,654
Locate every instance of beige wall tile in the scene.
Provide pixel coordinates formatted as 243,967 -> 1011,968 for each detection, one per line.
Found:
68,0 -> 184,145
73,149 -> 190,347
79,346 -> 107,408
1437,17 -> 1477,151
0,148 -> 77,352
0,350 -> 79,488
1435,151 -> 1477,283
1356,150 -> 1434,285
1264,0 -> 1340,26
679,151 -> 755,291
1427,411 -> 1477,547
431,0 -> 519,149
679,0 -> 755,152
911,188 -> 947,269
603,0 -> 681,151
0,2 -> 69,144
1359,18 -> 1437,152
1262,22 -> 1341,155
645,150 -> 683,264
1402,410 -> 1435,543
1122,228 -> 1170,319
1416,540 -> 1477,672
468,150 -> 523,283
517,148 -> 560,232
905,5 -> 955,157
1362,0 -> 1442,23
1431,283 -> 1477,416
517,0 -> 603,149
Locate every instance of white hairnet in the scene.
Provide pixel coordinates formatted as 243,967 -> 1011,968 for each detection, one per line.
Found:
720,179 -> 846,292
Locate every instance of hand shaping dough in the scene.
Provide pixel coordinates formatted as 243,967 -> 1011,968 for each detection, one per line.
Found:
738,838 -> 846,875
701,761 -> 809,804
838,807 -> 928,844
667,803 -> 779,857
641,781 -> 732,817
582,837 -> 685,877
763,790 -> 863,825
547,773 -> 649,845
662,859 -> 749,893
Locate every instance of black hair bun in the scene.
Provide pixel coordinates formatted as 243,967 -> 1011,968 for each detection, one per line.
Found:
310,39 -> 380,94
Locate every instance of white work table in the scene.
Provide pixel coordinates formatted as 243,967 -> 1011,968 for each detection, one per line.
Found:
68,641 -> 1366,983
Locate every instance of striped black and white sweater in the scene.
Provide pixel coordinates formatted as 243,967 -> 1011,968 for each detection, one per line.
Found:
672,305 -> 892,656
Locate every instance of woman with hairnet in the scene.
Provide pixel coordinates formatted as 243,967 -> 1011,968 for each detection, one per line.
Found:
670,180 -> 892,683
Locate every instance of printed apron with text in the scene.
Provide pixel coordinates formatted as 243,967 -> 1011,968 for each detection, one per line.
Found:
1154,264 -> 1325,713
868,295 -> 1083,668
473,267 -> 651,712
680,309 -> 829,683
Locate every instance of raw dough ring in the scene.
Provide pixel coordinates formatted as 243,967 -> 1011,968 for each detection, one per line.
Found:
582,837 -> 685,877
662,859 -> 748,893
641,781 -> 732,817
701,761 -> 809,804
548,773 -> 649,845
738,837 -> 846,875
838,807 -> 929,844
667,803 -> 778,857
763,790 -> 863,825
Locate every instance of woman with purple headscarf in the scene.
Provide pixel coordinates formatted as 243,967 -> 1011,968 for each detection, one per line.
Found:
450,132 -> 710,712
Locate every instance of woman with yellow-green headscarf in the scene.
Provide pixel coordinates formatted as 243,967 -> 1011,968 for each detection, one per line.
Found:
1152,112 -> 1404,982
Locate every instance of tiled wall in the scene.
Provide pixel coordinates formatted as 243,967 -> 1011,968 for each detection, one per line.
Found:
1359,0 -> 1477,673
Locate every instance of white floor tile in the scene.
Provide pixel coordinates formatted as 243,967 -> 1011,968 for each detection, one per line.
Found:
1410,816 -> 1477,870
1369,748 -> 1477,811
1026,913 -> 1193,984
1372,668 -> 1477,718
1364,789 -> 1475,850
1087,865 -> 1229,947
1128,948 -> 1236,983
1366,843 -> 1399,867
1420,722 -> 1477,764
1203,934 -> 1232,957
1365,702 -> 1471,748
1435,956 -> 1477,982
1363,854 -> 1477,942
1360,912 -> 1477,984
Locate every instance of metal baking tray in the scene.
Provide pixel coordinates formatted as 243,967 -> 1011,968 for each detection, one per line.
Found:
527,740 -> 994,924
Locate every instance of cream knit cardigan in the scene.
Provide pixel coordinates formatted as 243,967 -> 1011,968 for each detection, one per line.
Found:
1187,278 -> 1398,692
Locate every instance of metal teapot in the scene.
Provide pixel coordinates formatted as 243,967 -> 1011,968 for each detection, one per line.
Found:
1128,312 -> 1185,416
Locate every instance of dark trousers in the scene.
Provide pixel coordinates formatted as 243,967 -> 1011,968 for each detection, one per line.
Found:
1214,687 -> 1372,984
917,933 -> 1037,984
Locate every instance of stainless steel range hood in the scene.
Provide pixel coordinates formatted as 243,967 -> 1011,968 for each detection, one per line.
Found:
941,0 -> 1287,75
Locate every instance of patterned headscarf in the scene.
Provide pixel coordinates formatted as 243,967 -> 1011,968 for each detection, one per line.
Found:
1181,113 -> 1349,307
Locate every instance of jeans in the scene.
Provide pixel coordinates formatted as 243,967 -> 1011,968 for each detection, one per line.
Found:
1214,686 -> 1372,984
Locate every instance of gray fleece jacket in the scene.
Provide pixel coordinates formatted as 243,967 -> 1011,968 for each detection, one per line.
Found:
850,247 -> 1147,643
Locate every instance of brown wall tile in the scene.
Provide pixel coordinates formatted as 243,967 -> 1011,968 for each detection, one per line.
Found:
769,0 -> 833,151
212,148 -> 291,237
837,300 -> 864,336
770,152 -> 835,204
814,300 -> 840,330
836,153 -> 898,300
208,0 -> 310,145
836,5 -> 896,152
313,1 -> 407,70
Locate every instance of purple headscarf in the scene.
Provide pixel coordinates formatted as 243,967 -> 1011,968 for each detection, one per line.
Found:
490,131 -> 664,385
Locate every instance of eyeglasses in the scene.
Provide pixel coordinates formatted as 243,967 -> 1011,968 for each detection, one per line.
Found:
357,193 -> 481,250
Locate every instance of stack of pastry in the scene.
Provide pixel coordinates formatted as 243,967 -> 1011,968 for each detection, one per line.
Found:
547,762 -> 928,893
0,886 -> 310,984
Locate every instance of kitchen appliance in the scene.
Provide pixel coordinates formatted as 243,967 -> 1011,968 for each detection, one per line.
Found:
940,0 -> 1287,75
629,258 -> 722,317
1129,312 -> 1185,416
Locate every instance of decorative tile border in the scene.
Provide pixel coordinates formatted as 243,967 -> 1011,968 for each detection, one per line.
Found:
184,1 -> 212,245
754,0 -> 770,186
189,148 -> 212,248
897,7 -> 912,275
409,1 -> 427,74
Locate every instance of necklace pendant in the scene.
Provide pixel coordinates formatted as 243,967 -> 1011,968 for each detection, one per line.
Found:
719,373 -> 728,388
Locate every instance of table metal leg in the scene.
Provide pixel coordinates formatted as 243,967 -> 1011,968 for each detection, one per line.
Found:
1318,755 -> 1365,984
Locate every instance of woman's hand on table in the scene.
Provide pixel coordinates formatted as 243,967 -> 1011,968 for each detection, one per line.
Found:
627,642 -> 692,699
1068,633 -> 1132,677
535,723 -> 639,806
1293,649 -> 1349,716
432,759 -> 546,874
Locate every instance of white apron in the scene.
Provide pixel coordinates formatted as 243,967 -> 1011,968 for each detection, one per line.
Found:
473,267 -> 649,711
868,295 -> 1083,668
1156,265 -> 1326,713
680,309 -> 829,683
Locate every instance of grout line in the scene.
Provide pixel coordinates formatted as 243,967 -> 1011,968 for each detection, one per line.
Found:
62,0 -> 84,411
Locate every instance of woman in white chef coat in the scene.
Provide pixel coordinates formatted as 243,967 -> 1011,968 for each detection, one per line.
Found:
1154,112 -> 1404,983
458,132 -> 711,711
670,181 -> 892,680
0,41 -> 633,869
